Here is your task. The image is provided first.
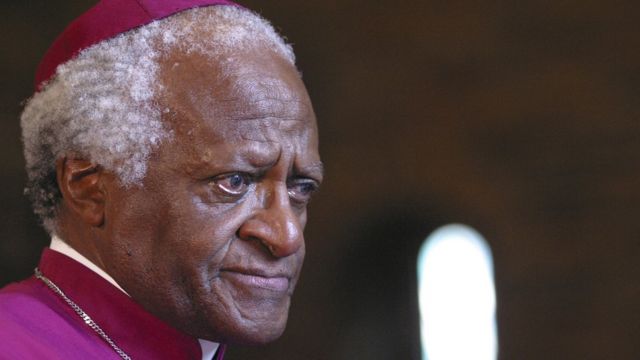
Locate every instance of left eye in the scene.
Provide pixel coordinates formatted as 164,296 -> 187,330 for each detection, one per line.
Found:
211,173 -> 252,196
288,179 -> 319,205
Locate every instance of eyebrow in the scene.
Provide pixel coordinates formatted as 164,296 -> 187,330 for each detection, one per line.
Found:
297,162 -> 325,183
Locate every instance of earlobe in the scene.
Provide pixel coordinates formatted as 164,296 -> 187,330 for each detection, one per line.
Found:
56,157 -> 106,227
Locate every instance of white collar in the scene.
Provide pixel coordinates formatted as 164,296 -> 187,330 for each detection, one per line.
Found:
49,235 -> 220,360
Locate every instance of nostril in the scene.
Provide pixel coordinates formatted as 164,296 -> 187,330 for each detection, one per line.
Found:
266,243 -> 276,255
238,192 -> 304,258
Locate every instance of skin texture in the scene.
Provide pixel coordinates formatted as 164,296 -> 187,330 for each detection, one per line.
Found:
54,42 -> 323,345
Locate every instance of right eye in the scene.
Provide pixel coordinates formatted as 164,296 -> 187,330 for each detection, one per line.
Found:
210,173 -> 252,196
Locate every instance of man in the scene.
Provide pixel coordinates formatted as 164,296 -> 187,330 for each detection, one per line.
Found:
0,0 -> 323,359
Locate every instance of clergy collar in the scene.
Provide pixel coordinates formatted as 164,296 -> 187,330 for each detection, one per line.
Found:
50,235 -> 128,294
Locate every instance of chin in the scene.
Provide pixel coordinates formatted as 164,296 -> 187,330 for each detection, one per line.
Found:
237,329 -> 286,346
208,315 -> 290,346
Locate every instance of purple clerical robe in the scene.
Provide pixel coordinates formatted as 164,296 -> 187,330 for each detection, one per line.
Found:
0,249 -> 226,359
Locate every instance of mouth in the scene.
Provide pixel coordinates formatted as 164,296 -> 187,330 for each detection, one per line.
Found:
220,269 -> 291,293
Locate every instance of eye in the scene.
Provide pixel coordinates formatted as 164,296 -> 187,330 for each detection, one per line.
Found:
288,179 -> 319,205
211,173 -> 252,196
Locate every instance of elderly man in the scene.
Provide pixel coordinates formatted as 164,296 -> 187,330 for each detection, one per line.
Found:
0,0 -> 322,358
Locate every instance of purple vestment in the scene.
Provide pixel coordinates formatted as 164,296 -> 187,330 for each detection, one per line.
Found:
0,249 -> 226,359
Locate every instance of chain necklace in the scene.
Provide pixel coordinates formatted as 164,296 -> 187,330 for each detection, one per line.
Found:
34,268 -> 132,360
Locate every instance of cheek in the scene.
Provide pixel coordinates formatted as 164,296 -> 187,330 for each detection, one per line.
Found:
296,242 -> 307,271
164,195 -> 250,270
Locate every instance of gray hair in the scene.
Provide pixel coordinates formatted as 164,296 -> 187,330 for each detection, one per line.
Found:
21,5 -> 295,233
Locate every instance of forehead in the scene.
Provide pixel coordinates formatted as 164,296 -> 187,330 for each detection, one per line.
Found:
155,45 -> 319,166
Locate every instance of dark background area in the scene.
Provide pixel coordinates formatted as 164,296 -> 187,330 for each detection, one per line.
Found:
2,1 -> 639,359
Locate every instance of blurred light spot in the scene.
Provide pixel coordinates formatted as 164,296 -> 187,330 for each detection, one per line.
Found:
417,224 -> 498,360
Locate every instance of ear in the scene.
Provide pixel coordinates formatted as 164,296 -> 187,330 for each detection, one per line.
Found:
56,157 -> 106,227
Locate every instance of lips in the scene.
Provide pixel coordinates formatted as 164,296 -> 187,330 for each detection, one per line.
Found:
220,269 -> 291,293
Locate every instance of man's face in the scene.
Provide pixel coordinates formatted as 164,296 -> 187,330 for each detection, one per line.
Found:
99,45 -> 322,344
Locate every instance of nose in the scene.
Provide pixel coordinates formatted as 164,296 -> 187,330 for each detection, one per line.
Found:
238,183 -> 304,258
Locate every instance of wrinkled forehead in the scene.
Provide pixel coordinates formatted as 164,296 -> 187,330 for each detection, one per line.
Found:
157,45 -> 317,145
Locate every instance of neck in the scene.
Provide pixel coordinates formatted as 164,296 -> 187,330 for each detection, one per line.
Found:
50,235 -> 129,294
48,235 -> 221,359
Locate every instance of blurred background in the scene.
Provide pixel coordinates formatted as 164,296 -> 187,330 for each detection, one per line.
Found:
2,1 -> 639,359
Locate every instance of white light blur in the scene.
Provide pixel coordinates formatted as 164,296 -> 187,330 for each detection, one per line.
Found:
417,224 -> 498,360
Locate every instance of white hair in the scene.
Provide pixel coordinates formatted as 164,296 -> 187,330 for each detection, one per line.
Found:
21,5 -> 296,233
